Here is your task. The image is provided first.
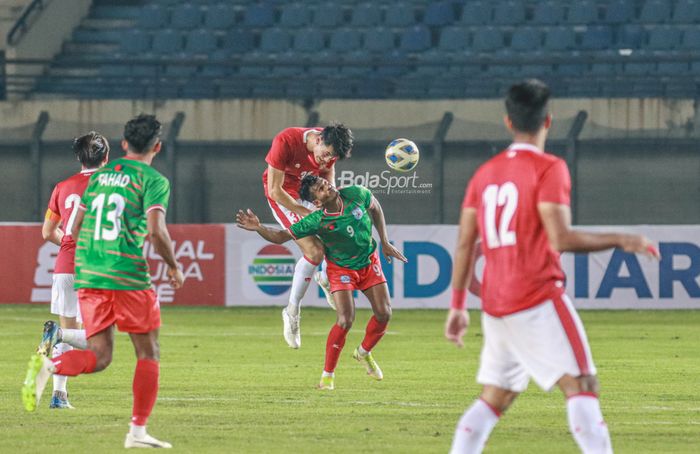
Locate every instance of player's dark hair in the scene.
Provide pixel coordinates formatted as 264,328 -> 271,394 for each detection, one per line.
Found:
124,114 -> 162,154
505,79 -> 551,134
73,131 -> 109,168
321,122 -> 353,160
300,174 -> 319,203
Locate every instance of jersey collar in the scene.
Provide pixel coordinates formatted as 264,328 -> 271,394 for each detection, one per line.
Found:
508,142 -> 543,154
80,168 -> 98,174
323,195 -> 344,217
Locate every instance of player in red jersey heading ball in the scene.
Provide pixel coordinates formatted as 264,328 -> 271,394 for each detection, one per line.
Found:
445,79 -> 659,454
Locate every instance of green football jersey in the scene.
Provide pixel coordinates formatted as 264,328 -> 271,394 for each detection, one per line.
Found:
75,158 -> 170,290
289,185 -> 376,270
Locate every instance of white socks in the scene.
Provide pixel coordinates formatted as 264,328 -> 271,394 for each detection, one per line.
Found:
52,343 -> 72,393
286,257 -> 317,316
567,395 -> 613,454
61,328 -> 88,349
130,424 -> 147,438
450,399 -> 500,454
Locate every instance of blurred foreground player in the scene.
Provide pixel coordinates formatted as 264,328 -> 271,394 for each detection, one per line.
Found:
23,115 -> 184,449
238,175 -> 406,390
40,131 -> 109,408
445,79 -> 659,454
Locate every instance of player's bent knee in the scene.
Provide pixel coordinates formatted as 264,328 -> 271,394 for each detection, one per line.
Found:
336,318 -> 353,330
375,306 -> 391,323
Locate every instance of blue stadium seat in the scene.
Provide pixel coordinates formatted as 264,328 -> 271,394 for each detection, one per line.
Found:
329,29 -> 361,52
280,3 -> 312,27
639,0 -> 672,23
171,3 -> 202,30
460,2 -> 491,25
351,3 -> 381,27
384,5 -> 416,27
293,29 -> 325,53
566,1 -> 598,24
201,49 -> 231,77
624,61 -> 656,75
260,29 -> 291,53
222,30 -> 255,53
244,3 -> 275,27
185,29 -> 217,55
616,25 -> 645,48
424,1 -> 455,26
681,28 -> 700,49
544,27 -> 576,51
647,26 -> 682,50
286,79 -> 315,98
152,29 -> 183,55
471,27 -> 504,52
657,61 -> 689,74
580,26 -> 613,50
375,50 -> 408,76
399,25 -> 431,52
308,51 -> 338,76
532,1 -> 564,24
604,0 -> 634,24
363,28 -> 395,53
510,27 -> 541,51
204,3 -> 236,29
121,29 -> 151,54
165,54 -> 198,77
138,4 -> 168,29
437,26 -> 469,52
493,1 -> 525,25
557,63 -> 587,76
590,60 -> 622,75
313,4 -> 344,28
672,0 -> 700,23
665,80 -> 698,97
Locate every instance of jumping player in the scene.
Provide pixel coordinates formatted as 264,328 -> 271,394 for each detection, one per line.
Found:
263,123 -> 353,349
23,114 -> 184,449
445,79 -> 660,454
40,131 -> 109,409
238,175 -> 406,390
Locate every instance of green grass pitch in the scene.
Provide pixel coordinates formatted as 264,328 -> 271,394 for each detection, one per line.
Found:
1,305 -> 699,453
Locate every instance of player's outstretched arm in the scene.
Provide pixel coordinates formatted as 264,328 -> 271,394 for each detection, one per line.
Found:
41,212 -> 64,246
538,202 -> 660,258
267,166 -> 313,218
236,209 -> 293,244
445,207 -> 478,348
368,196 -> 407,263
147,210 -> 184,289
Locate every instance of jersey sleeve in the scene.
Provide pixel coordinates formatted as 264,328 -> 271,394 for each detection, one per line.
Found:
462,179 -> 479,209
288,212 -> 321,239
265,131 -> 291,171
144,173 -> 171,214
537,159 -> 571,205
47,184 -> 61,217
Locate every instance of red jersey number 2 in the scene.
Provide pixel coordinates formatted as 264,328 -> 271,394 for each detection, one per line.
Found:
483,182 -> 518,249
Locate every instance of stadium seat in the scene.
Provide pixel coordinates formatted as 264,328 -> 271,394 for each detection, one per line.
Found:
138,4 -> 168,29
293,29 -> 325,53
329,29 -> 361,52
532,1 -> 564,24
648,26 -> 682,50
624,61 -> 656,75
632,79 -> 664,97
493,1 -> 525,25
460,2 -> 491,25
286,79 -> 315,98
423,1 -> 455,26
351,3 -> 381,27
665,80 -> 698,97
639,0 -> 672,23
510,28 -> 541,51
204,3 -> 236,29
399,25 -> 431,53
580,26 -> 613,50
657,61 -> 689,74
222,29 -> 255,53
363,28 -> 395,53
260,29 -> 292,53
471,27 -> 504,52
121,29 -> 151,54
201,49 -> 231,77
243,3 -> 275,27
152,29 -> 183,55
671,0 -> 700,23
185,29 -> 218,55
384,5 -> 416,27
171,3 -> 202,30
437,26 -> 469,52
308,51 -> 339,76
312,4 -> 344,28
616,25 -> 645,49
681,28 -> 700,49
375,50 -> 408,77
544,27 -> 576,51
591,60 -> 622,75
557,62 -> 587,76
566,1 -> 598,24
280,3 -> 312,27
165,54 -> 198,77
604,0 -> 634,24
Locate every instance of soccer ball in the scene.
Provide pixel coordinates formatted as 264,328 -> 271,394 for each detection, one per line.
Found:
385,138 -> 420,172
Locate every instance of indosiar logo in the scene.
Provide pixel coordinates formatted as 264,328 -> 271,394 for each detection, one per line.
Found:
249,245 -> 296,295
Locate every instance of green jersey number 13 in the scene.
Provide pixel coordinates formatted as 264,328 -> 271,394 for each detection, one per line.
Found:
91,193 -> 125,241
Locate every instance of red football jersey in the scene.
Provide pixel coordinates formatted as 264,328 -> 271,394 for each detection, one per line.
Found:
463,143 -> 570,317
262,127 -> 336,200
47,169 -> 97,273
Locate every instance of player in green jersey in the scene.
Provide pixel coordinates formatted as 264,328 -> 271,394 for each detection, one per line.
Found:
23,115 -> 184,449
237,175 -> 406,390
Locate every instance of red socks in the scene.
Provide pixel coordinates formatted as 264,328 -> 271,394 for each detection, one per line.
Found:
324,324 -> 349,373
52,349 -> 97,376
361,316 -> 388,352
132,359 -> 160,426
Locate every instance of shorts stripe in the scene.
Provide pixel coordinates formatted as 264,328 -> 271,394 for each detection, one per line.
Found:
552,295 -> 590,376
267,198 -> 292,229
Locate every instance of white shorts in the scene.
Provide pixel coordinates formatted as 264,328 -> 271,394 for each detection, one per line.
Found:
267,198 -> 316,229
477,294 -> 596,393
51,273 -> 81,322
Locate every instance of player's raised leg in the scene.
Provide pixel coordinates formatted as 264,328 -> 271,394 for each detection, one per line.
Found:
353,282 -> 391,381
319,290 -> 354,390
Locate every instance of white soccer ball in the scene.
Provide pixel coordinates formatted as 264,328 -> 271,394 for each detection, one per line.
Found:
385,138 -> 420,172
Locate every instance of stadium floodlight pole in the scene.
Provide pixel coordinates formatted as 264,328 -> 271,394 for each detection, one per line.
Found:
565,110 -> 588,226
30,110 -> 49,221
433,111 -> 453,224
164,111 -> 185,223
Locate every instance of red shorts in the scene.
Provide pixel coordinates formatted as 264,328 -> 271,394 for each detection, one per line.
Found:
78,288 -> 161,338
326,250 -> 387,293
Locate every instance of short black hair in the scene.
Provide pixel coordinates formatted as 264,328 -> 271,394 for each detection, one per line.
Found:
124,114 -> 162,154
505,79 -> 551,134
73,131 -> 109,168
300,174 -> 319,203
321,122 -> 353,160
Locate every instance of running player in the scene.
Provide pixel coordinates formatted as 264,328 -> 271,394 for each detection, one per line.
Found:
40,131 -> 109,408
237,175 -> 406,390
263,123 -> 353,349
23,114 -> 184,449
445,79 -> 659,454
